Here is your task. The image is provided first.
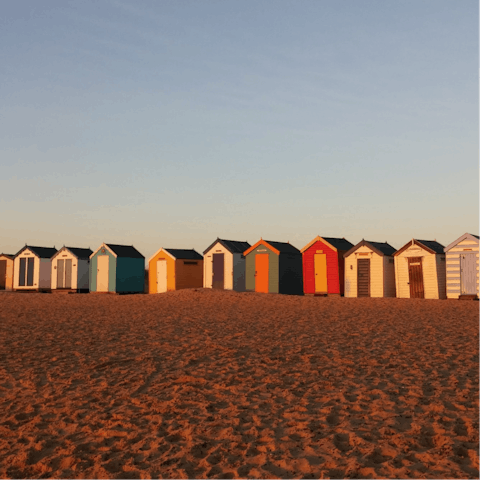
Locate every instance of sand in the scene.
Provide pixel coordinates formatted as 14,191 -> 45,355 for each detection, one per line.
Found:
0,289 -> 478,479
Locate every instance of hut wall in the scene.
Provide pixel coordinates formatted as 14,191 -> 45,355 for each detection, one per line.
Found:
1,257 -> 14,290
232,253 -> 246,291
446,237 -> 479,299
302,240 -> 340,294
77,259 -> 90,290
344,246 -> 383,297
148,251 -> 175,293
14,250 -> 39,290
203,243 -> 233,289
116,257 -> 145,293
435,255 -> 447,299
383,256 -> 396,297
52,250 -> 78,290
39,258 -> 52,289
175,259 -> 203,290
245,245 -> 279,293
90,249 -> 116,292
395,245 -> 441,299
279,253 -> 303,295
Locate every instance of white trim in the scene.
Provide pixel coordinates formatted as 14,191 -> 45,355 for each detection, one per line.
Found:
444,233 -> 479,253
148,247 -> 176,263
90,243 -> 117,259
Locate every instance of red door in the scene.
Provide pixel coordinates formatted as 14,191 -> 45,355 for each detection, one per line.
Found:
255,254 -> 269,293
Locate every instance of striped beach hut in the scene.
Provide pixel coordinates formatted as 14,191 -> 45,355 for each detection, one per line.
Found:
243,239 -> 303,295
203,238 -> 251,291
90,243 -> 145,294
13,246 -> 58,292
0,254 -> 15,291
300,236 -> 353,295
343,241 -> 396,298
148,248 -> 203,293
51,246 -> 93,293
444,233 -> 479,299
394,239 -> 446,299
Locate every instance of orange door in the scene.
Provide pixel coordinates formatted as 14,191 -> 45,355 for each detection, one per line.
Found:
255,254 -> 269,293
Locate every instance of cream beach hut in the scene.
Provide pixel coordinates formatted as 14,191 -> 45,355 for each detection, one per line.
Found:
444,233 -> 479,299
51,246 -> 93,293
203,238 -> 251,291
393,239 -> 446,299
343,240 -> 396,298
13,246 -> 58,292
0,254 -> 15,291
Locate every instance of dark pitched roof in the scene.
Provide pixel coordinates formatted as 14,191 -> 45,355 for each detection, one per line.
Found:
344,240 -> 396,258
18,246 -> 58,258
164,249 -> 203,260
0,253 -> 14,259
322,237 -> 354,251
264,240 -> 301,254
105,244 -> 144,258
472,234 -> 480,239
65,247 -> 93,259
203,238 -> 251,255
415,240 -> 445,254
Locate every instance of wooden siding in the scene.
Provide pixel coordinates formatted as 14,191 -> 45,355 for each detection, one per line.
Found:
203,243 -> 234,290
344,246 -> 384,297
394,244 -> 444,299
0,256 -> 14,291
302,240 -> 340,295
51,249 -> 79,290
279,253 -> 303,295
175,259 -> 203,290
116,257 -> 145,293
245,244 -> 279,293
14,250 -> 40,290
148,250 -> 175,293
232,253 -> 246,292
445,237 -> 479,298
90,249 -> 116,292
383,256 -> 396,297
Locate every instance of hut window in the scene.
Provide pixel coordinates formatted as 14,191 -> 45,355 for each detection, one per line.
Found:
184,261 -> 198,265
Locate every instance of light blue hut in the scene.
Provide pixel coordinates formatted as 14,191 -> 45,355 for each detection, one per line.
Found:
89,243 -> 145,294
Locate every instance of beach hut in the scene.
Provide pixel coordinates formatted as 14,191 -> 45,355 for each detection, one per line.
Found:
444,233 -> 479,299
90,243 -> 145,294
203,238 -> 251,291
51,246 -> 93,293
393,239 -> 446,299
148,248 -> 203,293
0,254 -> 15,291
243,239 -> 303,295
300,236 -> 354,295
13,246 -> 58,292
343,240 -> 396,298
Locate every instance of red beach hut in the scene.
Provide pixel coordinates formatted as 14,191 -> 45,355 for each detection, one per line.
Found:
300,236 -> 354,295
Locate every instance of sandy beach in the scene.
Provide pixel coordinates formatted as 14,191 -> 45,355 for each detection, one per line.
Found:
0,290 -> 478,479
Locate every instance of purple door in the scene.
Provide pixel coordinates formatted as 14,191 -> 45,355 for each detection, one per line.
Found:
460,254 -> 477,294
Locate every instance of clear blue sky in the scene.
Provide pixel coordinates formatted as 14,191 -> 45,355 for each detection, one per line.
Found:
1,0 -> 478,261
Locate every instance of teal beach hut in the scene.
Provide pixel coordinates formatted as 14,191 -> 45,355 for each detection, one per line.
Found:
89,243 -> 145,294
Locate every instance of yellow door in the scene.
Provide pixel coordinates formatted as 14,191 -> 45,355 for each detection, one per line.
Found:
314,254 -> 328,293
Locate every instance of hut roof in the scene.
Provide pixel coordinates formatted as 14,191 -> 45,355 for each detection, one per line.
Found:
65,247 -> 94,259
164,249 -> 203,260
321,237 -> 355,251
0,254 -> 15,259
264,241 -> 300,254
394,239 -> 444,256
444,233 -> 479,252
344,240 -> 396,258
15,246 -> 58,258
105,244 -> 144,259
203,238 -> 251,255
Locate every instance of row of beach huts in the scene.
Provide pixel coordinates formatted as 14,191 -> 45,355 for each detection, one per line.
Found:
0,233 -> 478,299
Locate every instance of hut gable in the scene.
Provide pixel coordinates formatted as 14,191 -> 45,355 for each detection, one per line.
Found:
203,238 -> 250,255
444,233 -> 479,299
394,239 -> 446,299
344,240 -> 396,258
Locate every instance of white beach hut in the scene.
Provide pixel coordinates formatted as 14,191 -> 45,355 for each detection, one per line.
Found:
13,245 -> 58,292
203,238 -> 251,291
444,233 -> 479,299
51,246 -> 93,293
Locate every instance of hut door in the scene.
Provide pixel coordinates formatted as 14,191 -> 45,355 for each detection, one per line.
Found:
357,259 -> 370,297
314,254 -> 328,293
460,254 -> 476,294
64,259 -> 72,289
0,260 -> 6,290
408,257 -> 424,298
212,254 -> 224,289
156,260 -> 168,293
57,260 -> 65,288
97,255 -> 109,292
26,258 -> 34,286
255,254 -> 269,293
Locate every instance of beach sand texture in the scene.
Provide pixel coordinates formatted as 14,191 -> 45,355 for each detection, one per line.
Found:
0,290 -> 478,479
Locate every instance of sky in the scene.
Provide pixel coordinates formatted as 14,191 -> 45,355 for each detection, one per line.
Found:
1,0 -> 478,261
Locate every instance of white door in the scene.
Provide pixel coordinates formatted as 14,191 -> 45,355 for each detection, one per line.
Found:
97,255 -> 109,292
156,260 -> 168,293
